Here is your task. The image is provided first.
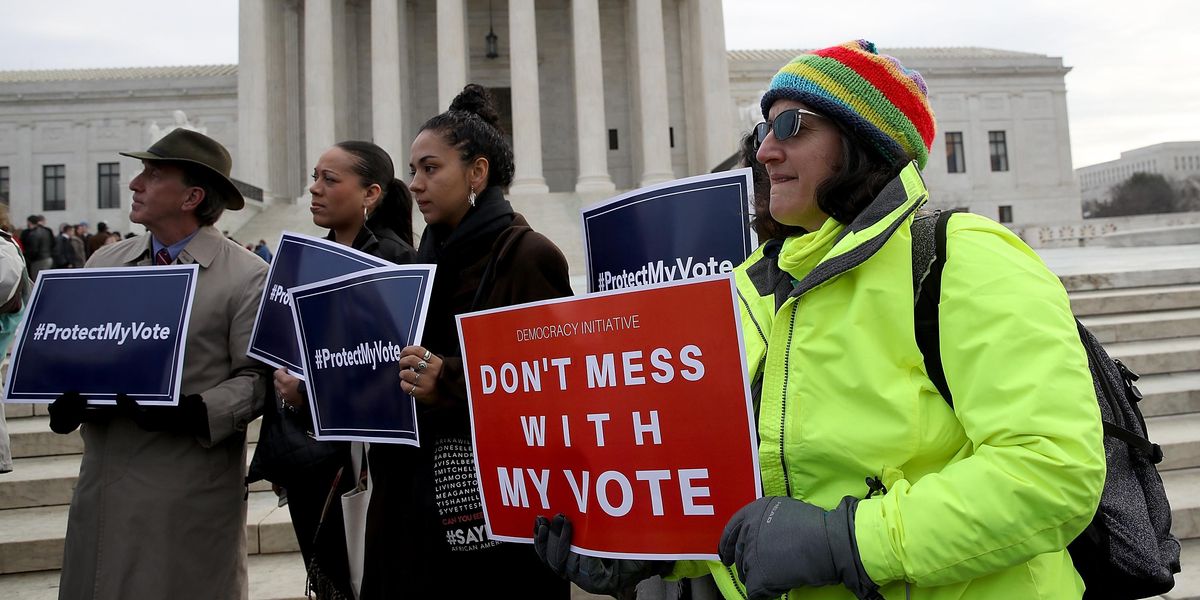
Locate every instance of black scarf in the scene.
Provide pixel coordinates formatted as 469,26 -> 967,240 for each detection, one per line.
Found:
415,186 -> 514,266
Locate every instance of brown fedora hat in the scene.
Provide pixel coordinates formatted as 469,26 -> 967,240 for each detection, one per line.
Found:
120,129 -> 245,210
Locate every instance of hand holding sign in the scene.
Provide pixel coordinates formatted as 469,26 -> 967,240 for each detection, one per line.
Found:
534,513 -> 674,595
396,345 -> 443,405
459,275 -> 760,559
4,265 -> 199,406
290,264 -> 436,444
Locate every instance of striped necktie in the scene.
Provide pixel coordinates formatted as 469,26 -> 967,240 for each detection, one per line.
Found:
155,248 -> 172,266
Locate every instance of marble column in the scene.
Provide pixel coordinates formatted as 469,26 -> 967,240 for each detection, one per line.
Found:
632,0 -> 673,187
686,0 -> 733,174
238,0 -> 285,201
304,0 -> 338,190
507,0 -> 548,194
14,124 -> 34,219
570,0 -> 614,193
71,122 -> 89,218
436,0 -> 468,110
371,0 -> 408,169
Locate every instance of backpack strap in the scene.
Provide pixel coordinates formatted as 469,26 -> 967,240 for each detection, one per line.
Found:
913,210 -> 960,408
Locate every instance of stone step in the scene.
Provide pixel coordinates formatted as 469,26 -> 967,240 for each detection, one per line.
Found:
0,489 -> 297,575
4,418 -> 81,460
0,403 -> 48,420
1081,308 -> 1200,343
0,551 -> 309,600
1163,467 -> 1200,541
1148,413 -> 1200,472
1104,336 -> 1200,377
1069,284 -> 1200,317
0,455 -> 79,511
1139,371 -> 1200,418
0,444 -> 273,510
1166,472 -> 1200,597
1059,267 -> 1200,294
1164,538 -> 1200,600
4,414 -> 261,459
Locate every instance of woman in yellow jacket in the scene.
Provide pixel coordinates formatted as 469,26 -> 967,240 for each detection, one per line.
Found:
535,40 -> 1105,600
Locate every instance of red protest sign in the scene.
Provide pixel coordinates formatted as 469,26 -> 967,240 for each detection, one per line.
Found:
457,276 -> 760,560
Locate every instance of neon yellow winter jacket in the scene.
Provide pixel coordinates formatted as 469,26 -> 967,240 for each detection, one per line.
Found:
676,163 -> 1105,599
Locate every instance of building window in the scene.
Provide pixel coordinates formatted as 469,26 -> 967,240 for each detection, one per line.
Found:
0,166 -> 9,205
98,162 -> 120,209
988,131 -> 1009,172
43,165 -> 65,211
998,205 -> 1013,224
945,132 -> 965,173
608,129 -> 619,151
669,127 -> 675,149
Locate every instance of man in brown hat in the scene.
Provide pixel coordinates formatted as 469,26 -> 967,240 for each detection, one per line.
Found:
48,129 -> 269,599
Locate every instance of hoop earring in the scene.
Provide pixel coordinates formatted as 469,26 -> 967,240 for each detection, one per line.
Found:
468,187 -> 477,207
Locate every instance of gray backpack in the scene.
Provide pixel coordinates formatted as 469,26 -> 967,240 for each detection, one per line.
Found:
911,210 -> 1181,599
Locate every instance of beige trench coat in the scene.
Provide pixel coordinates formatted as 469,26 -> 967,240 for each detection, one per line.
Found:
60,226 -> 268,599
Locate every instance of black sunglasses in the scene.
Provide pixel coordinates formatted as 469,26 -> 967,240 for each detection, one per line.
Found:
754,108 -> 821,149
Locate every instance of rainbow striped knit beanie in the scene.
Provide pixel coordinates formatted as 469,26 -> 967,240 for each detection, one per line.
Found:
761,40 -> 935,170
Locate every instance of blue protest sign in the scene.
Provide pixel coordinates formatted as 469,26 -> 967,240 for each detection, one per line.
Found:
581,169 -> 756,293
248,232 -> 390,378
3,265 -> 199,406
290,264 -> 436,445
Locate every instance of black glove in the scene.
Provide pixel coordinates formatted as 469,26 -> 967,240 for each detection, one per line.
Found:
48,391 -> 92,434
116,393 -> 209,437
718,496 -> 880,600
534,513 -> 674,596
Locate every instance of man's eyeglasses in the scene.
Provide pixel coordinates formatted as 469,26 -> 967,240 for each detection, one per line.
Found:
754,108 -> 821,149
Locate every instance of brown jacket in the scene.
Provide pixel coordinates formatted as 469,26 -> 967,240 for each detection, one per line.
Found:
428,213 -> 574,415
60,225 -> 269,599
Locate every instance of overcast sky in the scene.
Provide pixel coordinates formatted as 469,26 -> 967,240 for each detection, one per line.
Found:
0,0 -> 1195,169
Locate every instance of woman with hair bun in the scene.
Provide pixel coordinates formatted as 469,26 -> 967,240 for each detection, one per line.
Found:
249,139 -> 415,599
360,84 -> 572,598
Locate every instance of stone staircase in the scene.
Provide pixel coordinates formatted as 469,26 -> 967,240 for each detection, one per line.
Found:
0,254 -> 1197,599
0,410 -> 310,599
223,201 -> 323,252
1067,268 -> 1200,599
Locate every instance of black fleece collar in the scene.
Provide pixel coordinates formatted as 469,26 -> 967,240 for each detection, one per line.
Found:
416,186 -> 514,264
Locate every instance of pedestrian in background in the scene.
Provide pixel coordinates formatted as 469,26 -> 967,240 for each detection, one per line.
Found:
20,215 -> 53,279
85,222 -> 110,258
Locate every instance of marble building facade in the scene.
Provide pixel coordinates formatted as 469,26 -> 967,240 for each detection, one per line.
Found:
0,0 -> 1088,245
1077,141 -> 1200,208
0,66 -> 239,233
237,0 -> 733,204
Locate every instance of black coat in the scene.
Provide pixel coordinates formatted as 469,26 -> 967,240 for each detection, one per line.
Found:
20,225 -> 54,261
246,223 -> 415,599
360,186 -> 573,599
